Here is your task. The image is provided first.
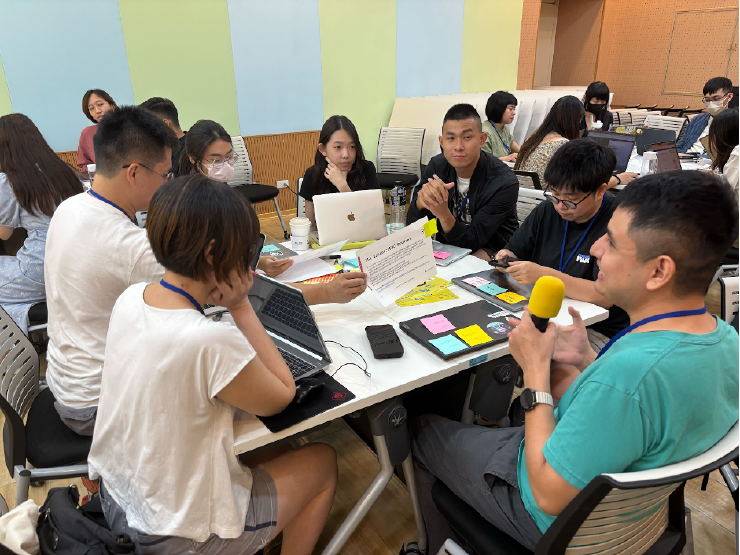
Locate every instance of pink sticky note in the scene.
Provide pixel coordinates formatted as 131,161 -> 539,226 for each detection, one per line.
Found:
462,276 -> 491,287
433,251 -> 452,260
420,314 -> 456,334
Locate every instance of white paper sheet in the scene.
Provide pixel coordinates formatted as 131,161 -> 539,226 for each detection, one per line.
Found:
356,220 -> 436,306
276,240 -> 348,283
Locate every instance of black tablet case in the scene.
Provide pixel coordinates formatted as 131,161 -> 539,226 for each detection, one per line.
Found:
399,300 -> 513,361
451,269 -> 533,312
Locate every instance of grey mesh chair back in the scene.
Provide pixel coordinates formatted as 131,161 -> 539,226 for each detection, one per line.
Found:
0,306 -> 39,422
517,188 -> 545,224
228,136 -> 254,186
377,127 -> 425,178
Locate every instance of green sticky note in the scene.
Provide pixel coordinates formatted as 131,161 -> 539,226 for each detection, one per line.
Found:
344,258 -> 359,268
262,244 -> 280,253
478,283 -> 507,296
430,335 -> 467,356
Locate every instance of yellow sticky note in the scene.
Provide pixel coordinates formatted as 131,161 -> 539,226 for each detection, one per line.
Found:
455,324 -> 493,347
423,219 -> 438,237
495,291 -> 527,305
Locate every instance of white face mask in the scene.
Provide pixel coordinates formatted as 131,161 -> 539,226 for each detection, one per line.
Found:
706,99 -> 727,117
206,162 -> 235,183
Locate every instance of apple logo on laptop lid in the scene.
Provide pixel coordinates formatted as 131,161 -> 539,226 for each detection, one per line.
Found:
347,213 -> 355,222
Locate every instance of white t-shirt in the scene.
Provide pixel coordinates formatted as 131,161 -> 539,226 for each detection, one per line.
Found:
88,283 -> 257,541
457,176 -> 471,197
688,119 -> 711,154
44,192 -> 164,409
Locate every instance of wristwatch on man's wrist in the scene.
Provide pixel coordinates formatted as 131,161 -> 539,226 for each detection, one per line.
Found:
520,388 -> 554,411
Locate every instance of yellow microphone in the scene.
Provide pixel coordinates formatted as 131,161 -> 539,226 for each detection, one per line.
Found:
529,276 -> 565,332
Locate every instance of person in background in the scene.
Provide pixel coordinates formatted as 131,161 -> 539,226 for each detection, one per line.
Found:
482,91 -> 520,162
88,175 -> 337,555
182,119 -> 368,295
582,81 -> 614,132
406,103 -> 519,260
139,97 -> 186,174
496,139 -> 629,398
515,96 -> 636,189
411,171 -> 739,553
708,108 -> 739,199
676,77 -> 734,154
0,114 -> 83,333
77,89 -> 117,168
299,115 -> 379,230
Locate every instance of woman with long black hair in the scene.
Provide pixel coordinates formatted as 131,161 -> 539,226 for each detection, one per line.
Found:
0,114 -> 84,332
708,108 -> 739,198
299,115 -> 379,229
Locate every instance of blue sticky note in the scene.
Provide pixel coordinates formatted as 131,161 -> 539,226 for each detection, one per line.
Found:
262,244 -> 280,253
478,282 -> 507,296
344,257 -> 359,268
430,335 -> 467,356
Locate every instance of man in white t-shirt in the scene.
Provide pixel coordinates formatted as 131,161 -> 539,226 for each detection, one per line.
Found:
45,106 -> 180,434
46,106 -> 369,435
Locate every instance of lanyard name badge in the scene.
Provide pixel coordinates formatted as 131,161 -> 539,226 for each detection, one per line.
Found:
160,279 -> 206,315
457,194 -> 469,221
558,197 -> 605,273
596,307 -> 708,359
489,121 -> 511,155
88,189 -> 136,225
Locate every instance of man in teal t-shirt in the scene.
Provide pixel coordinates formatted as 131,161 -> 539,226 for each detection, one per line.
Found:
411,170 -> 739,553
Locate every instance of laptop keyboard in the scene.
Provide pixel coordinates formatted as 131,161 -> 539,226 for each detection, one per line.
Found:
262,289 -> 320,339
278,347 -> 316,379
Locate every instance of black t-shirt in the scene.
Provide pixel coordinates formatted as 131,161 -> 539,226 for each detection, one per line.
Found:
299,160 -> 379,202
504,192 -> 628,337
171,133 -> 187,175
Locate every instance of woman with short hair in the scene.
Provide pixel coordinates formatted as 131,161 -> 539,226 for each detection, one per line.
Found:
482,91 -> 520,162
77,89 -> 117,167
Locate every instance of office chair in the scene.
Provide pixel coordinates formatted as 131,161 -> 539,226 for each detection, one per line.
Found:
432,422 -> 738,555
0,306 -> 91,507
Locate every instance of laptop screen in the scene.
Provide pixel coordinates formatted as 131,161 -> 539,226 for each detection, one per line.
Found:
645,141 -> 682,173
587,130 -> 636,172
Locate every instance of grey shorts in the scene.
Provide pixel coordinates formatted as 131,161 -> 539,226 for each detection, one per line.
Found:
101,467 -> 279,554
54,402 -> 97,436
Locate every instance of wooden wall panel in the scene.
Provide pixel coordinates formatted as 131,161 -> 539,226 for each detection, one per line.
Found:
597,0 -> 738,109
517,0 -> 542,90
55,130 -> 320,217
550,0 -> 604,86
242,130 -> 319,216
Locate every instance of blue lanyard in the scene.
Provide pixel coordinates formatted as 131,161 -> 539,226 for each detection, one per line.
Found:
457,194 -> 469,221
489,121 -> 511,154
159,280 -> 205,315
88,190 -> 136,224
596,307 -> 708,359
558,197 -> 604,273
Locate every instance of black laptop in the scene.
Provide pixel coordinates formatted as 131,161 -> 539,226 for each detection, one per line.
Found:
586,130 -> 636,173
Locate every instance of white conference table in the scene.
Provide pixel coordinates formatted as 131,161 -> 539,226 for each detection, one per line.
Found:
230,250 -> 609,554
233,253 -> 609,455
615,153 -> 711,191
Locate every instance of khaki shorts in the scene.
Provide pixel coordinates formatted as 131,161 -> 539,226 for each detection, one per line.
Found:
101,467 -> 278,554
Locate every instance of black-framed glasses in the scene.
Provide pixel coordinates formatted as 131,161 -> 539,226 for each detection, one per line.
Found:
702,93 -> 728,104
122,162 -> 174,182
544,191 -> 592,210
203,153 -> 239,170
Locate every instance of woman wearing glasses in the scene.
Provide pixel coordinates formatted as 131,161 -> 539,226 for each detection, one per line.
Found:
78,89 -> 118,168
495,140 -> 629,398
0,114 -> 83,333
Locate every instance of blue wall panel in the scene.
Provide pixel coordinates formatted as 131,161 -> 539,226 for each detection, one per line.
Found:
0,0 -> 134,151
228,0 -> 324,136
396,0 -> 464,98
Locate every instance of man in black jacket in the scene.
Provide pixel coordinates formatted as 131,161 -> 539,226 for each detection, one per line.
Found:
406,103 -> 519,259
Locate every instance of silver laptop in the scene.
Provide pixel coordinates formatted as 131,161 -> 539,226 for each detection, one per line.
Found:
432,240 -> 471,267
313,190 -> 388,245
248,274 -> 331,380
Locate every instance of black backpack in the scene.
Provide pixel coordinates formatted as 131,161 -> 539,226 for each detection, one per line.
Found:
37,485 -> 134,554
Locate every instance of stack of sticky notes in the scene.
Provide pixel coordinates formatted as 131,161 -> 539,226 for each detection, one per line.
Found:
396,277 -> 459,307
433,251 -> 452,260
462,275 -> 528,305
423,315 -> 494,356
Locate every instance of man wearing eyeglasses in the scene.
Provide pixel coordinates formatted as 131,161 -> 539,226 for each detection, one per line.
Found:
494,139 -> 629,399
676,76 -> 734,154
